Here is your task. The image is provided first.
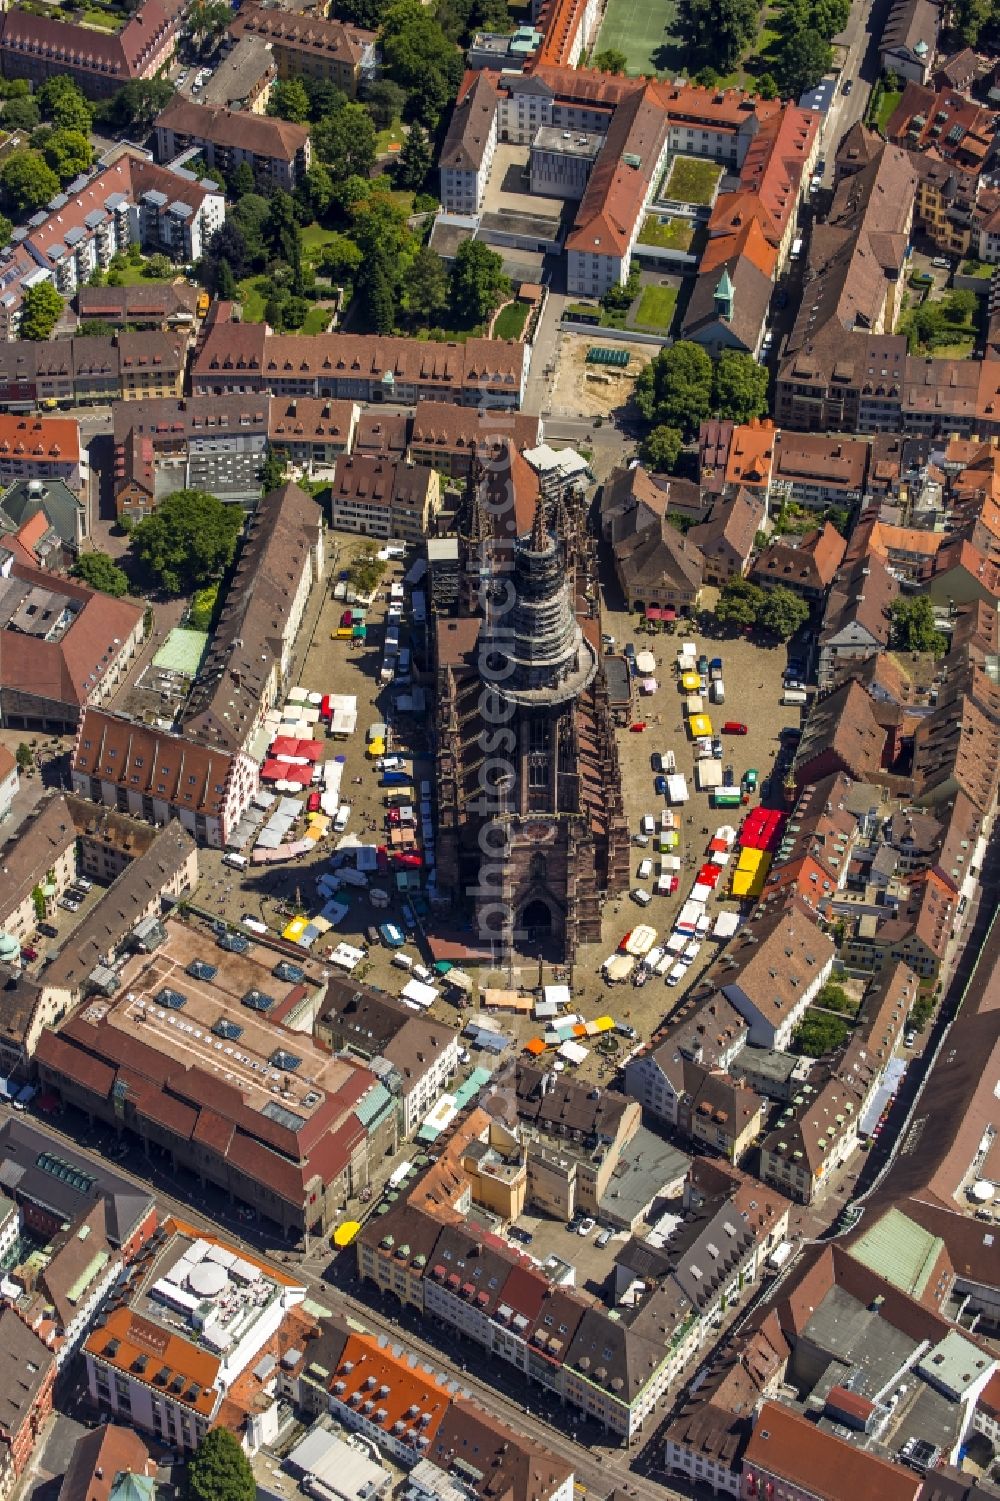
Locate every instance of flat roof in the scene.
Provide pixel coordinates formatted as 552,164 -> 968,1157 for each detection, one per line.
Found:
533,125 -> 603,157
99,922 -> 342,1128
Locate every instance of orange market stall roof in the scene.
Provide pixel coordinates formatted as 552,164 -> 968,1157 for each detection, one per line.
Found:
523,1037 -> 547,1056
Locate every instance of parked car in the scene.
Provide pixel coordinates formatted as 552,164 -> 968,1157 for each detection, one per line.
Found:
75,875 -> 93,891
20,947 -> 38,962
712,736 -> 723,760
623,643 -> 636,661
306,790 -> 322,813
723,766 -> 734,786
595,1229 -> 612,1249
577,1217 -> 596,1237
842,77 -> 853,93
58,897 -> 80,912
654,774 -> 668,796
616,1021 -> 637,1040
722,721 -> 748,735
510,1226 -> 533,1245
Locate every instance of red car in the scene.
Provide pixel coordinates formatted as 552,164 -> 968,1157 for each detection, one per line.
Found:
722,721 -> 749,735
666,875 -> 679,895
393,852 -> 424,869
629,722 -> 646,733
20,946 -> 38,962
306,790 -> 321,813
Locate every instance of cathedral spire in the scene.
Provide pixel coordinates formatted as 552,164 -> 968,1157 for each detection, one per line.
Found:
530,493 -> 548,552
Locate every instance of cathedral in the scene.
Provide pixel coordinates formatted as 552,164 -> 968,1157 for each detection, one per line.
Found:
434,443 -> 629,964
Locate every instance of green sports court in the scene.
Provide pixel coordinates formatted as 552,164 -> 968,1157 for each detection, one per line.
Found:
593,0 -> 683,76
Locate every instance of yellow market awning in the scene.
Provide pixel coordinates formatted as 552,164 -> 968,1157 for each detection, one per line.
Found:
690,713 -> 713,738
681,671 -> 701,691
333,1220 -> 361,1246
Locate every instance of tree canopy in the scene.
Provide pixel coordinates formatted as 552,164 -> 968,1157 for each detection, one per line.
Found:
268,78 -> 310,122
634,340 -> 714,435
41,129 -> 93,183
715,579 -> 765,631
38,76 -> 93,134
889,596 -> 946,655
20,282 -> 63,341
380,0 -> 465,127
1,151 -> 60,214
794,1011 -> 849,1058
639,424 -> 683,473
450,239 -> 510,326
130,490 -> 243,595
677,0 -> 757,73
73,552 -> 129,598
757,585 -> 809,641
774,27 -> 833,97
712,350 -> 769,423
592,47 -> 628,72
186,1430 -> 255,1501
313,103 -> 378,182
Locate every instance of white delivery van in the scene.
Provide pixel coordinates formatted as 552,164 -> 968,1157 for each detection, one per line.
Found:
640,814 -> 656,835
241,916 -> 268,935
632,887 -> 652,906
637,858 -> 653,880
391,953 -> 414,971
223,852 -> 249,870
782,688 -> 808,705
710,680 -> 725,704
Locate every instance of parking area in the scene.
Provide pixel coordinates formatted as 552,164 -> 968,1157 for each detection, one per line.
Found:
508,1211 -> 629,1296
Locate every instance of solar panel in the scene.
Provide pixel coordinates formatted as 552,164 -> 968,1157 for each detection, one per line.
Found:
242,989 -> 276,1013
187,959 -> 218,981
156,987 -> 187,1011
270,1049 -> 302,1072
273,961 -> 305,983
213,1019 -> 243,1042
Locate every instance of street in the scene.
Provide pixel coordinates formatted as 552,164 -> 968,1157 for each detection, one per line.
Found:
820,0 -> 896,185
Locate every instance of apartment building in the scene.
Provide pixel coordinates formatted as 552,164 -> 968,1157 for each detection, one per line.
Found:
317,980 -> 460,1137
717,907 -> 836,1051
155,98 -> 312,191
192,321 -> 529,408
0,415 -> 82,492
769,432 -> 870,512
440,72 -> 500,214
0,1310 -> 57,1492
84,1223 -> 309,1451
113,395 -> 270,519
329,456 -> 439,543
408,401 -> 539,476
198,36 -> 276,114
76,282 -> 201,330
230,7 -> 375,96
0,0 -> 178,97
0,154 -> 224,334
0,564 -> 144,733
267,397 -> 359,473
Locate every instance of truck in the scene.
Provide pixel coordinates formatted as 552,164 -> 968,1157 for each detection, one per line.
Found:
742,768 -> 759,792
712,788 -> 743,808
381,771 -> 410,787
710,679 -> 725,705
782,688 -> 808,705
666,773 -> 689,804
709,658 -> 723,681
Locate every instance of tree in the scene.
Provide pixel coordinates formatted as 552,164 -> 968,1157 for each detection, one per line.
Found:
38,76 -> 93,134
4,96 -> 40,132
1,151 -> 60,214
677,0 -> 757,72
73,551 -> 129,598
757,585 -> 809,640
203,221 -> 249,289
889,596 -> 946,655
20,282 -> 63,341
366,79 -> 407,127
756,71 -> 779,99
143,253 -> 173,278
450,239 -> 510,326
230,161 -> 256,200
130,490 -> 243,595
304,78 -> 348,121
715,578 -> 765,631
314,103 -> 378,182
103,77 -> 174,132
397,123 -> 432,190
260,451 -> 287,492
793,1011 -> 849,1058
264,190 -> 304,293
186,1429 -> 255,1501
42,129 -> 93,183
188,0 -> 232,51
639,424 -> 683,472
15,743 -> 33,772
816,982 -> 854,1015
0,214 -> 12,250
712,349 -> 769,422
215,259 -> 236,300
268,78 -> 310,123
338,0 -> 390,26
317,231 -> 364,280
593,47 -> 628,72
348,547 -> 387,596
230,194 -> 272,266
380,0 -> 465,128
360,252 -> 397,332
942,287 -> 977,324
634,340 -> 713,435
78,319 -> 118,336
404,244 -> 449,321
774,27 -> 833,98
189,583 -> 219,631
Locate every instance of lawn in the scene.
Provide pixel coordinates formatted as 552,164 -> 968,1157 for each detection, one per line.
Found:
961,258 -> 994,278
302,306 -> 330,334
661,156 -> 723,207
236,276 -> 268,322
631,283 -> 677,333
80,7 -> 122,26
637,214 -> 694,252
493,300 -> 529,339
375,121 -> 406,155
593,0 -> 682,75
875,88 -> 902,131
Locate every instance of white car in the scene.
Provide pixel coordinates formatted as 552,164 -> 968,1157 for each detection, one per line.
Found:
333,803 -> 351,833
637,858 -> 653,880
667,963 -> 687,986
576,1217 -> 596,1237
631,888 -> 652,906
